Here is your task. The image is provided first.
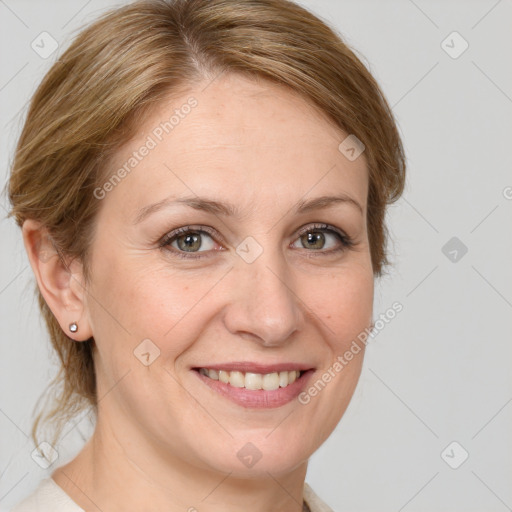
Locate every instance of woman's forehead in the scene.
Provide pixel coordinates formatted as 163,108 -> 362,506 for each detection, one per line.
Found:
102,74 -> 368,212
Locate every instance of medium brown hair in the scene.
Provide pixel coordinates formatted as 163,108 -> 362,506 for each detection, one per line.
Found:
7,0 -> 406,449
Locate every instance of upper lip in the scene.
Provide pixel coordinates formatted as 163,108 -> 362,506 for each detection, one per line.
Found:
193,362 -> 315,373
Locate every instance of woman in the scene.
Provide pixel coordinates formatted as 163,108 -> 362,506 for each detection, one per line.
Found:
8,0 -> 405,510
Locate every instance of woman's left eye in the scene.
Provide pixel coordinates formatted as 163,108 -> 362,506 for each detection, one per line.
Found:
291,224 -> 351,253
159,223 -> 353,259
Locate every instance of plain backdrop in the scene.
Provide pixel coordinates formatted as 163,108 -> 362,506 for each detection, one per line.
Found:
1,1 -> 511,511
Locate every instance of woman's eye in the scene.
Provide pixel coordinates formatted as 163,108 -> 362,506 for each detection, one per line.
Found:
164,230 -> 216,254
291,226 -> 350,252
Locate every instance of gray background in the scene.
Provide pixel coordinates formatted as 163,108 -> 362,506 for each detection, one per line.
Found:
1,0 -> 511,511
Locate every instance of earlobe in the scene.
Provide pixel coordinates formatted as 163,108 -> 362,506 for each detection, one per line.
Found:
21,219 -> 93,342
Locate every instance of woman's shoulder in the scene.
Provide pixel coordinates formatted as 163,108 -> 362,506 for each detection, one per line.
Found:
10,477 -> 332,512
9,477 -> 84,512
303,482 -> 336,512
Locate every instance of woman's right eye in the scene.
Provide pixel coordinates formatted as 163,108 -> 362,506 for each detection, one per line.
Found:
159,226 -> 221,259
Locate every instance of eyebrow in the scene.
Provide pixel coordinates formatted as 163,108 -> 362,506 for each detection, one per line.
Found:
133,193 -> 363,224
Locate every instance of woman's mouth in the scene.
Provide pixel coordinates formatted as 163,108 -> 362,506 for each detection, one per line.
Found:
192,366 -> 314,408
197,368 -> 303,390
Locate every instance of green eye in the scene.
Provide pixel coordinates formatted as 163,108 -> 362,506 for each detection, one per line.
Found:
160,227 -> 218,259
173,231 -> 212,252
292,224 -> 354,253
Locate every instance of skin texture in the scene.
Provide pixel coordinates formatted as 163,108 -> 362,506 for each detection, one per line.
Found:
23,72 -> 374,512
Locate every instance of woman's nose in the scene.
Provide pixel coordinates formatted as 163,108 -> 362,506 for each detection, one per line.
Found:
222,248 -> 305,347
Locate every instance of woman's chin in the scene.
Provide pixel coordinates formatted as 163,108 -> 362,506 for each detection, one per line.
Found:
192,437 -> 312,478
208,455 -> 308,480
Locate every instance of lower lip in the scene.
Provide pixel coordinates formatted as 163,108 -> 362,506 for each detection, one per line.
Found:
193,369 -> 315,409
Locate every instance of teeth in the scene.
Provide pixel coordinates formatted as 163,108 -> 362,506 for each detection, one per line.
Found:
245,372 -> 263,390
198,368 -> 302,390
262,372 -> 279,390
229,371 -> 245,388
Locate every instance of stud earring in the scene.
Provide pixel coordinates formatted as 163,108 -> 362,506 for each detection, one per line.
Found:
69,322 -> 78,333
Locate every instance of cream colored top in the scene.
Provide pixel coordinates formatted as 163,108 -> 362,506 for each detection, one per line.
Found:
10,477 -> 335,512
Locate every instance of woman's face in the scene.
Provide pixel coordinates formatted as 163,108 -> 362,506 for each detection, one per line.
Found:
84,72 -> 373,477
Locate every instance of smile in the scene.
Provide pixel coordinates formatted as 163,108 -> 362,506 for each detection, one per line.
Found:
192,365 -> 315,408
198,368 -> 303,390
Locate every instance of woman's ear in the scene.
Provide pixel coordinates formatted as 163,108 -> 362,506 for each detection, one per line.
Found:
22,219 -> 93,341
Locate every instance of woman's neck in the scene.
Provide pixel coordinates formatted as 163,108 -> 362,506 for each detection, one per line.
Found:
52,416 -> 309,512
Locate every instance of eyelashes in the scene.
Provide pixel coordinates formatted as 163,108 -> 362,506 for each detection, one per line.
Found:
158,223 -> 355,260
159,225 -> 219,259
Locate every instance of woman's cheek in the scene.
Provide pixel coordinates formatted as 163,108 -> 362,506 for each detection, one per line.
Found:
317,268 -> 374,341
